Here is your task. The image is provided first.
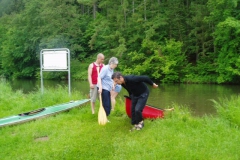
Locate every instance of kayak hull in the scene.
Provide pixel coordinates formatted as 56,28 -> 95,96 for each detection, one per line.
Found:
125,96 -> 164,119
0,99 -> 90,127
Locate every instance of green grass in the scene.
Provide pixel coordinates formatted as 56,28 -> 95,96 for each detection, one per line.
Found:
0,81 -> 240,160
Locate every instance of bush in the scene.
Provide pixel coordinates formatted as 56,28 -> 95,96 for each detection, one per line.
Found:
212,95 -> 240,128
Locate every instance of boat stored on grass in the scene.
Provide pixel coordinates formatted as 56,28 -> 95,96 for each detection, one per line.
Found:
125,96 -> 174,119
0,99 -> 90,127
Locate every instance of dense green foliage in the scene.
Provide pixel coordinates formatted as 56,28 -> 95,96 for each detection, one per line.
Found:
212,95 -> 240,128
1,81 -> 240,159
0,0 -> 240,83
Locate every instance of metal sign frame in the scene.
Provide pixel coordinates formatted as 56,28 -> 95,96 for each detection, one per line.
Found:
40,48 -> 71,95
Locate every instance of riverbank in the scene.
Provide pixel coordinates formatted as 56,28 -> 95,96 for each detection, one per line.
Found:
0,82 -> 239,159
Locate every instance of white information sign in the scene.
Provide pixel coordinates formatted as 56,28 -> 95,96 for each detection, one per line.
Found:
40,48 -> 71,95
43,51 -> 67,70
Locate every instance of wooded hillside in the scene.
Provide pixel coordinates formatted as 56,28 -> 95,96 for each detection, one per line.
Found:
0,0 -> 240,83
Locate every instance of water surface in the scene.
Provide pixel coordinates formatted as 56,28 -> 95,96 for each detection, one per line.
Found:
9,80 -> 240,117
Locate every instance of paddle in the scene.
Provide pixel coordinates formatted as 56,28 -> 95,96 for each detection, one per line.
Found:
164,108 -> 174,111
98,93 -> 108,125
96,66 -> 108,125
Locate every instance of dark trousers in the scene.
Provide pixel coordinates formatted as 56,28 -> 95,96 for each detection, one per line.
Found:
131,90 -> 149,125
101,89 -> 111,116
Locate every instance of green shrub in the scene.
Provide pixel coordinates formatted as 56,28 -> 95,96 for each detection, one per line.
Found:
212,95 -> 240,127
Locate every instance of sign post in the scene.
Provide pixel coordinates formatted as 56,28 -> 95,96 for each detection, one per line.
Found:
40,48 -> 71,95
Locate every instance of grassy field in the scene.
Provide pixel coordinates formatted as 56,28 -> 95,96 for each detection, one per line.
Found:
0,81 -> 240,160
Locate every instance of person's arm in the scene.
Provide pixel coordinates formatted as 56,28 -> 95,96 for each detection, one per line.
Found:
88,63 -> 94,88
112,81 -> 117,91
121,84 -> 132,98
97,76 -> 102,94
134,75 -> 158,88
97,64 -> 106,92
97,66 -> 105,94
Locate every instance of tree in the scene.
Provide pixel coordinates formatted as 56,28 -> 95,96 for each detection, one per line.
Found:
122,38 -> 187,83
214,17 -> 240,83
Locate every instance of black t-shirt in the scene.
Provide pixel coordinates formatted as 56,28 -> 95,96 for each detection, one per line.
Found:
121,75 -> 153,97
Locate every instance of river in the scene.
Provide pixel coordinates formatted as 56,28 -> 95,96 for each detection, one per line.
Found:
9,79 -> 240,117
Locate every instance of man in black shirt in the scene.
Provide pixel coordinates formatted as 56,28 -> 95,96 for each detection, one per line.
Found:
111,72 -> 158,130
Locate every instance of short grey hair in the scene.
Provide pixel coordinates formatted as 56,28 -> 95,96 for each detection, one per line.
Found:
108,57 -> 118,65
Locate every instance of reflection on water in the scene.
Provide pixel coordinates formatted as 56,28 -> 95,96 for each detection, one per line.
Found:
8,80 -> 240,117
148,84 -> 240,116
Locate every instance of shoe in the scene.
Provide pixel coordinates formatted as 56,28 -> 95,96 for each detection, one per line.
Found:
129,125 -> 137,132
138,121 -> 144,127
136,125 -> 142,130
136,122 -> 144,130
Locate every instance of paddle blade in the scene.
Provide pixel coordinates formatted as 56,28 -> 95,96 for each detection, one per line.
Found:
98,105 -> 108,125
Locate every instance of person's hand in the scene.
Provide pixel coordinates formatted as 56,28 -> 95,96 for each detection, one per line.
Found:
152,83 -> 158,88
112,85 -> 115,91
90,84 -> 94,89
98,87 -> 102,94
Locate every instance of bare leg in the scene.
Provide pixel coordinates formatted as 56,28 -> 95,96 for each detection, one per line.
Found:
90,86 -> 97,114
91,102 -> 95,114
111,91 -> 118,110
